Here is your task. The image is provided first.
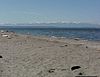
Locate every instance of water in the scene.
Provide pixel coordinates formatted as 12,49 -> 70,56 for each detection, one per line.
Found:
0,27 -> 100,41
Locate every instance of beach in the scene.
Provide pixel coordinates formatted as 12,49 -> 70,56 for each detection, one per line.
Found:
0,31 -> 100,77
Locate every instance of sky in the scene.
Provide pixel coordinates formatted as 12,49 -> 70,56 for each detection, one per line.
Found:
0,0 -> 100,24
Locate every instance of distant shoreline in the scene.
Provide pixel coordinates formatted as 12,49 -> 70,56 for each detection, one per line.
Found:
0,23 -> 100,28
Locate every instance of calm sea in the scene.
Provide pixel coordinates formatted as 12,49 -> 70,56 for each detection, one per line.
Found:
0,27 -> 100,41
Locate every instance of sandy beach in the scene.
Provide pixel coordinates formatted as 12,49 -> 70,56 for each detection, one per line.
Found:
0,31 -> 100,77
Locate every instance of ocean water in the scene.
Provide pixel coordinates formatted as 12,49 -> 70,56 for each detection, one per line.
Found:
0,27 -> 100,41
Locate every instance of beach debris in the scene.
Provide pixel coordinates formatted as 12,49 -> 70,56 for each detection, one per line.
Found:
60,44 -> 68,47
86,46 -> 88,48
1,34 -> 12,39
48,69 -> 55,73
0,55 -> 3,58
0,30 -> 10,33
2,34 -> 9,37
0,70 -> 3,72
78,72 -> 83,75
38,47 -> 42,48
64,44 -> 68,46
7,35 -> 11,38
71,66 -> 81,71
74,38 -> 80,41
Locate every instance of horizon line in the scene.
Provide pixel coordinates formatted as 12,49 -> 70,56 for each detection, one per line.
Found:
0,22 -> 100,25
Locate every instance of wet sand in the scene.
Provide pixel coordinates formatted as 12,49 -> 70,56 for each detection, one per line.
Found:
0,31 -> 100,77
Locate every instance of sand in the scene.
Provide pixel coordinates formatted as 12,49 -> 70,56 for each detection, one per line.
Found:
0,31 -> 100,77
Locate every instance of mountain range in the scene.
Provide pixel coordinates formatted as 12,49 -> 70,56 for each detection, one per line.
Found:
0,23 -> 100,28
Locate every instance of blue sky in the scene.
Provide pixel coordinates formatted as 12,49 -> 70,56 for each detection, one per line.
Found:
0,0 -> 100,24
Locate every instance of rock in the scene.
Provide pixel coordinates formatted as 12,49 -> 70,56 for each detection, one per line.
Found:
86,46 -> 88,48
0,55 -> 3,58
39,47 -> 42,48
71,66 -> 81,71
0,70 -> 3,72
64,44 -> 68,46
48,69 -> 55,73
78,72 -> 83,75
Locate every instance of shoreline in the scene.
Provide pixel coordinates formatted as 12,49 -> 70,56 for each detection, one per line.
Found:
0,28 -> 100,42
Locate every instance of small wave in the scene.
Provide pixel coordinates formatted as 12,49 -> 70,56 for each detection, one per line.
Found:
51,36 -> 66,39
51,36 -> 57,38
